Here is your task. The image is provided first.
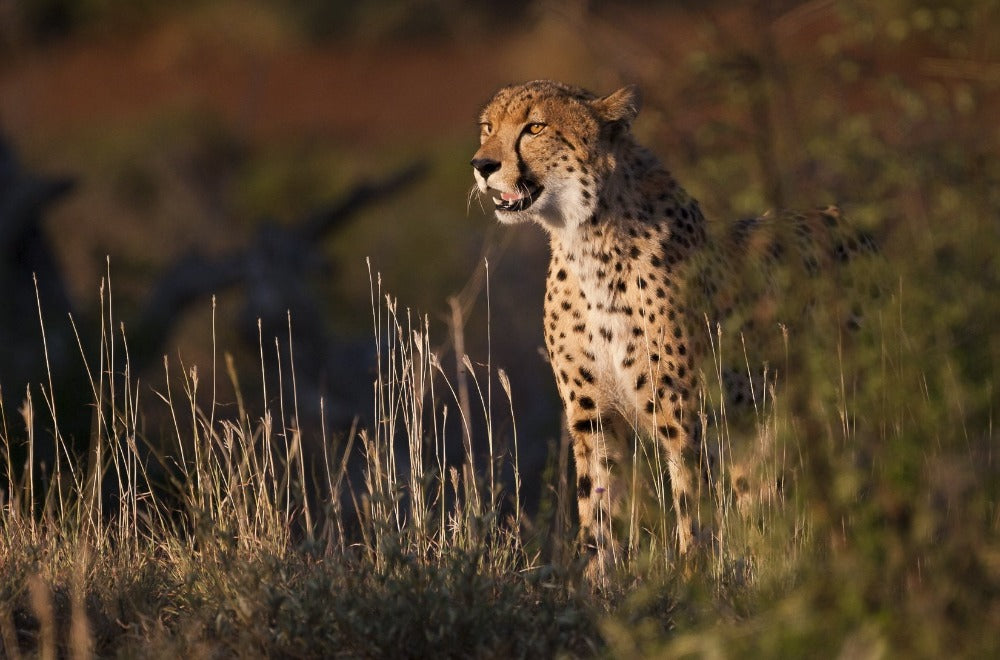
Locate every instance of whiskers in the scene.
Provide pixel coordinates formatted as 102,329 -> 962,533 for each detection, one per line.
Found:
518,182 -> 536,209
467,183 -> 486,216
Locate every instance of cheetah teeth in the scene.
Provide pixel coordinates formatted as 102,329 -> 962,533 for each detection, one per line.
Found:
490,183 -> 543,212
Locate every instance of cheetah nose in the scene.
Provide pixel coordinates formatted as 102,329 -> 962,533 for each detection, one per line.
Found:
471,157 -> 501,178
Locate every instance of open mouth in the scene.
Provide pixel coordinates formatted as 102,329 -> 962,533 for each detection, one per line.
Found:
491,182 -> 544,213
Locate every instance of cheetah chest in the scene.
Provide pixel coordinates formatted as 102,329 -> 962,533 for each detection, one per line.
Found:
582,305 -> 641,408
548,256 -> 655,416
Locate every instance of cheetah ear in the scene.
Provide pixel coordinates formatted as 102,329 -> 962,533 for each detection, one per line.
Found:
591,85 -> 642,128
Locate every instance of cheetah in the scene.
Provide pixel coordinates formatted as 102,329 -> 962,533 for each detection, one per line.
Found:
471,80 -> 875,576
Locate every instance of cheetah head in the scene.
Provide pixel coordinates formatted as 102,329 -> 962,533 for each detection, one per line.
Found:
471,80 -> 640,230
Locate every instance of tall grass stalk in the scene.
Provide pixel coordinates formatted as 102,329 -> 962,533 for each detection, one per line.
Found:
1,257 -> 543,649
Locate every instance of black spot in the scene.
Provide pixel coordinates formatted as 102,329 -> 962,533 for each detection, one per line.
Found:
578,367 -> 595,384
573,418 -> 600,434
629,246 -> 640,258
599,327 -> 613,342
579,396 -> 596,410
735,476 -> 749,493
561,301 -> 572,311
578,475 -> 593,499
636,373 -> 648,390
645,400 -> 655,414
556,269 -> 567,281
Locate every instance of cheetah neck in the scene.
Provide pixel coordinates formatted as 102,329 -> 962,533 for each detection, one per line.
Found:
549,145 -> 689,299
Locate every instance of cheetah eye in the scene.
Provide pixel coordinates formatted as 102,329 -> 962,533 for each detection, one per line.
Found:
479,122 -> 493,136
526,122 -> 546,136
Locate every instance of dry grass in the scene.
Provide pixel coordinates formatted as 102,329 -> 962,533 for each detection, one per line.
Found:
3,243 -> 993,658
1,263 -> 598,657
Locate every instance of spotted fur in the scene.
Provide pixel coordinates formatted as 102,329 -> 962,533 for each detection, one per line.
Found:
471,80 -> 875,578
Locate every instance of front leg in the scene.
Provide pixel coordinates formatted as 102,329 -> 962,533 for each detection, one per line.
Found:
567,403 -> 627,581
549,354 -> 627,581
629,324 -> 704,558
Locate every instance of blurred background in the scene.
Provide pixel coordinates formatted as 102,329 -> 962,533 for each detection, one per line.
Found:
1,0 -> 997,496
